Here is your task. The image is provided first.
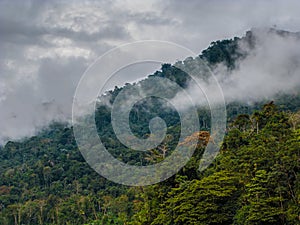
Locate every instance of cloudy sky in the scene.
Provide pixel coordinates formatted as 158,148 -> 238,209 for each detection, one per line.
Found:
1,0 -> 300,143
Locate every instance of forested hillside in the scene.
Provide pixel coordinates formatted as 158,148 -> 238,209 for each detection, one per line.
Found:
0,29 -> 299,224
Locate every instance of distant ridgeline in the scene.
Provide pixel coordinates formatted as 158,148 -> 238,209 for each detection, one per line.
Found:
1,28 -> 300,166
0,29 -> 299,225
1,27 -> 300,169
93,28 -> 300,164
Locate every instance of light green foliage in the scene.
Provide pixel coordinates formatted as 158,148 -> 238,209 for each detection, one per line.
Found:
0,32 -> 299,224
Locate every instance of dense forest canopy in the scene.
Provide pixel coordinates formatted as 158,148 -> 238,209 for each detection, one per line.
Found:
0,29 -> 299,224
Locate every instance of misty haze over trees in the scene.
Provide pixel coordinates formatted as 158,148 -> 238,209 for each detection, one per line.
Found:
0,28 -> 299,224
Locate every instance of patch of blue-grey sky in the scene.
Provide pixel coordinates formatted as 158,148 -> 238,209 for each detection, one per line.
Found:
0,0 -> 300,143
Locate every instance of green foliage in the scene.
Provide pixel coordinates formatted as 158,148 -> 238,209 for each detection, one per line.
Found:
200,37 -> 243,69
0,98 -> 299,225
152,171 -> 239,225
0,31 -> 299,225
135,106 -> 299,225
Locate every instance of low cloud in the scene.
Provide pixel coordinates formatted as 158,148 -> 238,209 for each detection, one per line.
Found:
171,29 -> 300,110
1,1 -> 300,144
222,29 -> 300,102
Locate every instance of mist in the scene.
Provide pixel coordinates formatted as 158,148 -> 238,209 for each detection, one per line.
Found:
1,0 -> 300,145
0,58 -> 87,144
171,29 -> 300,111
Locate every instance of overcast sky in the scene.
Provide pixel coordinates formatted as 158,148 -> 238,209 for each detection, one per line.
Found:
1,0 -> 300,143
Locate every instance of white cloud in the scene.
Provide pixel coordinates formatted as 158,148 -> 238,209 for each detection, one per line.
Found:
1,0 -> 300,143
171,29 -> 300,110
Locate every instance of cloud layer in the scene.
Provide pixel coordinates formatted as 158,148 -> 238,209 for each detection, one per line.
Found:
222,29 -> 300,102
171,29 -> 300,111
1,0 -> 300,144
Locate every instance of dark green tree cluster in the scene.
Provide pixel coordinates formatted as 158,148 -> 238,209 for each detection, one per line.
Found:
1,104 -> 298,225
200,38 -> 242,69
129,104 -> 300,225
0,29 -> 299,224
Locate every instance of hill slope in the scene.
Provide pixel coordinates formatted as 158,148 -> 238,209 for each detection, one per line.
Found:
0,29 -> 299,225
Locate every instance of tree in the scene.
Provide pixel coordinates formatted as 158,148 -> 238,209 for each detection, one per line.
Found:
235,170 -> 284,225
152,171 -> 239,225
